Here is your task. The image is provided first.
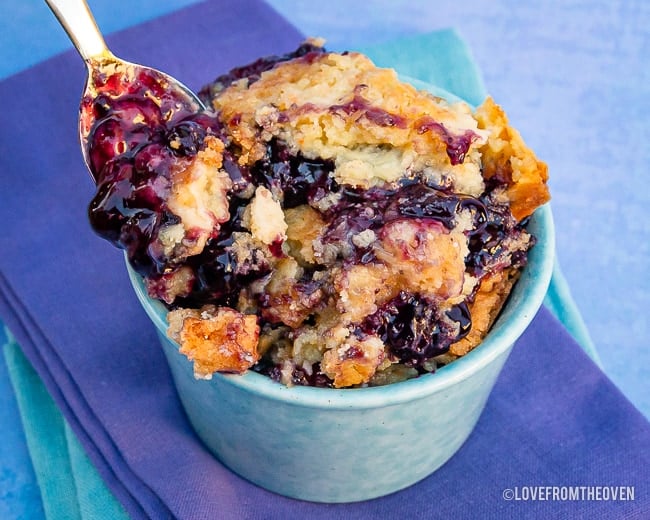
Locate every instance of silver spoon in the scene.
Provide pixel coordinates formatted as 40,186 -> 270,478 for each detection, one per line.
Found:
45,0 -> 205,181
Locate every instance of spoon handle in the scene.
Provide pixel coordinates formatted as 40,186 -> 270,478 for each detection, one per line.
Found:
45,0 -> 109,61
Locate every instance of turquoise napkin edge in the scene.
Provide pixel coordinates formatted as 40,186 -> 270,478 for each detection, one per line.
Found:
2,331 -> 128,520
3,334 -> 82,520
65,422 -> 129,520
357,28 -> 488,108
1,27 -> 599,520
544,260 -> 600,365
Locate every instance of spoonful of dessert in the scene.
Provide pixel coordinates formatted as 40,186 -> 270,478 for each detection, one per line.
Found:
45,0 -> 206,182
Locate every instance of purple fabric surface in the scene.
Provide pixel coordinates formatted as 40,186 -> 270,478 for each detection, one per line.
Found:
0,0 -> 648,518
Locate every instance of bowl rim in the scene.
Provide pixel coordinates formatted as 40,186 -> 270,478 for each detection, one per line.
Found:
126,79 -> 555,410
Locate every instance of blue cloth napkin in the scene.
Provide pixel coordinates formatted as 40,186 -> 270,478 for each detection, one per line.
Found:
0,0 -> 648,518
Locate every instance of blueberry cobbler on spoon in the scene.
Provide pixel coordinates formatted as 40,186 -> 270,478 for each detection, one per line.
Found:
85,39 -> 550,388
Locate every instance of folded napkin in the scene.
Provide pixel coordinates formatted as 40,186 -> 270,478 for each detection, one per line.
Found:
0,1 -> 647,519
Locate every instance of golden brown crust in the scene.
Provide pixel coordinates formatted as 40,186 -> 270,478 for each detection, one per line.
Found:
162,136 -> 231,261
284,205 -> 326,265
321,336 -> 385,388
332,264 -> 396,324
448,269 -> 518,357
474,97 -> 550,220
259,258 -> 325,328
376,220 -> 469,300
167,305 -> 260,378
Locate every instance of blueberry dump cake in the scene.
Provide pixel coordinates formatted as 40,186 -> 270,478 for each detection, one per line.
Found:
85,39 -> 550,388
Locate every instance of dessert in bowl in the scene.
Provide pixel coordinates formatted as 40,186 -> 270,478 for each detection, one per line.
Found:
87,40 -> 553,501
127,202 -> 552,502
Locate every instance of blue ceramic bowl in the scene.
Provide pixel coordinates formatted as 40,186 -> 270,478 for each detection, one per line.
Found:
127,200 -> 554,503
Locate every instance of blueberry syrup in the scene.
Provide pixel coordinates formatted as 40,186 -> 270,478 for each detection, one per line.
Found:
465,202 -> 528,277
175,196 -> 270,308
319,186 -> 390,262
384,183 -> 487,230
359,292 -> 471,367
85,65 -> 225,277
319,183 -> 492,265
249,139 -> 337,208
330,90 -> 407,128
415,116 -> 478,165
150,132 -> 342,309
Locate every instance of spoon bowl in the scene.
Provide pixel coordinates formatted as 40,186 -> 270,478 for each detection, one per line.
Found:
45,0 -> 204,181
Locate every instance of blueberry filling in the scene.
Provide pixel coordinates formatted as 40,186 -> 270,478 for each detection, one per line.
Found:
465,202 -> 530,277
330,91 -> 407,128
415,116 -> 478,165
318,183 -> 503,267
384,183 -> 487,229
359,293 -> 471,367
85,66 -> 225,277
249,139 -> 337,209
173,196 -> 270,308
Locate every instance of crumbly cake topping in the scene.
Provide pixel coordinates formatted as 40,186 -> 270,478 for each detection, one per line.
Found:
213,51 -> 489,196
86,41 -> 550,387
167,305 -> 260,378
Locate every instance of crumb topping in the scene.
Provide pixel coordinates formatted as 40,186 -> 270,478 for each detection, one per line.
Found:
244,186 -> 288,245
